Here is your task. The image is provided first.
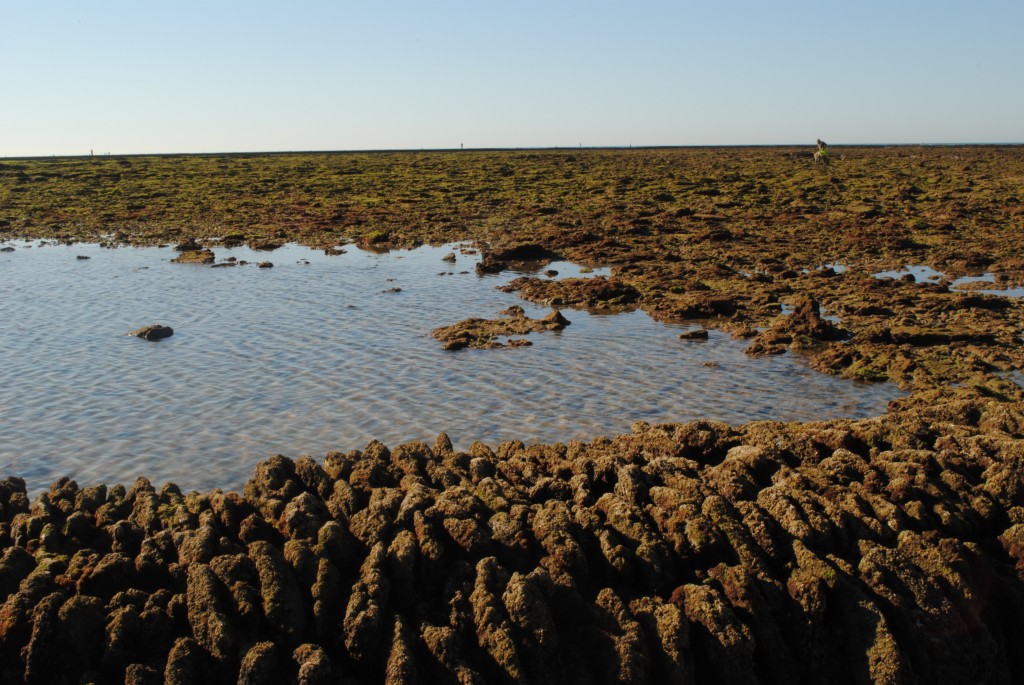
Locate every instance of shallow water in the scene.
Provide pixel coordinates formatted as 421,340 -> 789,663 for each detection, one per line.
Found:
873,265 -> 1024,298
1,241 -> 904,494
873,265 -> 945,283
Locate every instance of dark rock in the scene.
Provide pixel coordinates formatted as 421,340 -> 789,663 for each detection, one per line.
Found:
248,239 -> 283,251
279,492 -> 330,540
76,552 -> 136,598
677,583 -> 757,685
127,324 -> 174,341
124,663 -> 161,685
249,540 -> 306,647
542,310 -> 570,329
385,615 -> 418,684
238,642 -> 282,685
164,637 -> 209,685
0,546 -> 36,600
292,643 -> 333,684
22,591 -> 68,685
185,563 -> 238,662
343,542 -> 390,663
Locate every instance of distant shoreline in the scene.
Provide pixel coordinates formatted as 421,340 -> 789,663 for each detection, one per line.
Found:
4,141 -> 1023,162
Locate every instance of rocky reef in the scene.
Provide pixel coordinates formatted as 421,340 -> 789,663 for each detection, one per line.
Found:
2,391 -> 1023,684
3,146 -> 1024,682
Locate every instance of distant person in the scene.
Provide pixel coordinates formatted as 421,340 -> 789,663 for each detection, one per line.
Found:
814,139 -> 831,165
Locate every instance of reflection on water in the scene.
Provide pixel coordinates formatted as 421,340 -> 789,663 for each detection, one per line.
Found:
0,241 -> 903,494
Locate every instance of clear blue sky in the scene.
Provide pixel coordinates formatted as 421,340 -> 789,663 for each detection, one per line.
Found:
4,0 -> 1022,156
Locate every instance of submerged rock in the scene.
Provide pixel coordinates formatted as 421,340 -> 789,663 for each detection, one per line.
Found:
678,329 -> 709,341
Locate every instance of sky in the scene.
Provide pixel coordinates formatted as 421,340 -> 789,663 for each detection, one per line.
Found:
3,0 -> 1022,156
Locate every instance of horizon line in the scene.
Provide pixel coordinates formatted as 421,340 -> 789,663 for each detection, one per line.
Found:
3,141 -> 1023,161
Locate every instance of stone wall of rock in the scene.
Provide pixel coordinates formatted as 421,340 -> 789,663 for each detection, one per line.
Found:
1,396 -> 1023,683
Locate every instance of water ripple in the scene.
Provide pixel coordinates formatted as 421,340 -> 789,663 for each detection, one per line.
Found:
0,241 -> 903,494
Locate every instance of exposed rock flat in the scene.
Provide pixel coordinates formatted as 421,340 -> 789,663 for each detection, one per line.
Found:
3,146 -> 1024,681
0,394 -> 1023,683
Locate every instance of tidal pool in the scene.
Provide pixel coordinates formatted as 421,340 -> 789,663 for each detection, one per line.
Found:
0,241 -> 904,494
873,264 -> 1024,298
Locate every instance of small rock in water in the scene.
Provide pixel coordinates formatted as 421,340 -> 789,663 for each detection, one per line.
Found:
258,262 -> 274,268
542,310 -> 570,329
128,324 -> 174,341
544,269 -> 559,277
249,239 -> 283,251
679,329 -> 709,340
442,252 -> 457,262
384,287 -> 402,293
76,255 -> 90,260
172,249 -> 215,264
0,247 -> 14,252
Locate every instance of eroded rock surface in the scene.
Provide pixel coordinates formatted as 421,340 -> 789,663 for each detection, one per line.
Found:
1,394 -> 1023,683
431,306 -> 570,350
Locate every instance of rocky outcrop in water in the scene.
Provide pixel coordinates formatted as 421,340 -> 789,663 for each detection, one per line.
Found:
431,307 -> 570,350
475,244 -> 562,275
171,249 -> 215,265
499,275 -> 640,311
127,325 -> 174,341
744,295 -> 848,356
1,393 -> 1023,683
